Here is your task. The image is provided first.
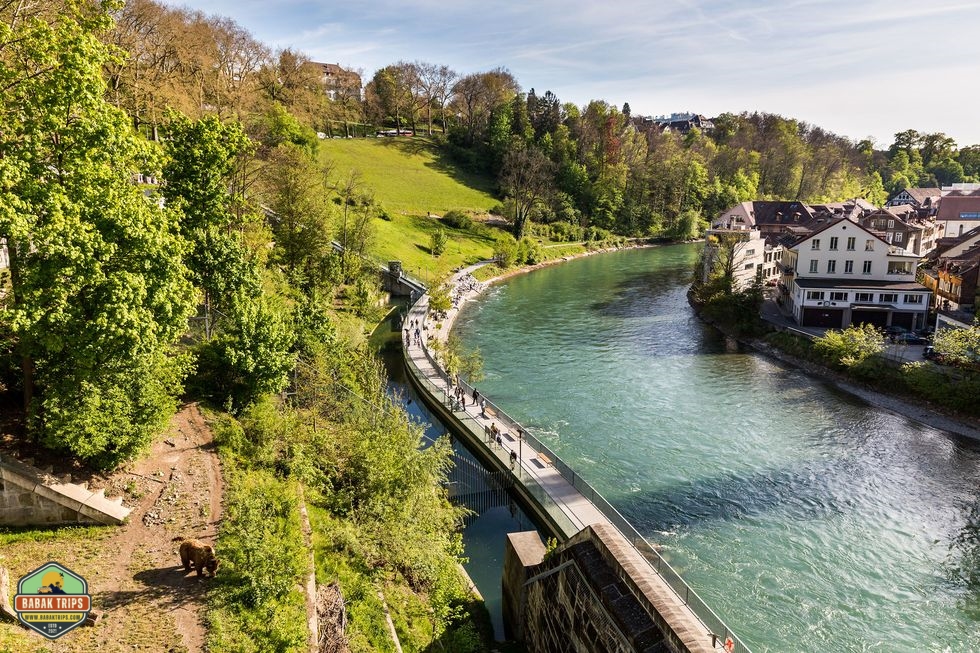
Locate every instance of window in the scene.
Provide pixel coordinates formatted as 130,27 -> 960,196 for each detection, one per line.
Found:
744,263 -> 755,270
844,260 -> 854,274
879,293 -> 898,303
811,239 -> 821,250
904,294 -> 923,304
895,232 -> 903,243
959,212 -> 980,219
830,291 -> 848,301
862,261 -> 872,274
827,260 -> 836,273
887,261 -> 912,275
829,236 -> 839,250
809,260 -> 819,273
855,292 -> 874,302
847,237 -> 856,251
745,249 -> 756,255
865,239 -> 875,251
806,291 -> 825,301
888,219 -> 894,228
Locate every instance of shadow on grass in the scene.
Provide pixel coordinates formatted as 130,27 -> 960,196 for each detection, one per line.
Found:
376,138 -> 497,199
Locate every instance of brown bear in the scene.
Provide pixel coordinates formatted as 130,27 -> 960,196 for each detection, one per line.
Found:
172,537 -> 219,577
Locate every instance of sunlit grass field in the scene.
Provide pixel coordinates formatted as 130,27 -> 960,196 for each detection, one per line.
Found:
320,137 -> 497,215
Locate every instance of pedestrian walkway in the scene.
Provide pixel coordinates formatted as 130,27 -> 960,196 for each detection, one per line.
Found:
401,263 -> 744,653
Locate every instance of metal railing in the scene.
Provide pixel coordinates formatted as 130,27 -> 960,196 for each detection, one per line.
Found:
403,295 -> 752,653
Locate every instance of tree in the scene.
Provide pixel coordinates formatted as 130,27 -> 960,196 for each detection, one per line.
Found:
162,112 -> 259,337
813,324 -> 885,369
499,145 -> 554,239
932,322 -> 980,368
430,228 -> 448,257
367,65 -> 413,132
0,0 -> 195,467
263,144 -> 334,294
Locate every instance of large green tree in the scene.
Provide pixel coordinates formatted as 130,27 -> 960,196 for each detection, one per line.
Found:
0,0 -> 195,467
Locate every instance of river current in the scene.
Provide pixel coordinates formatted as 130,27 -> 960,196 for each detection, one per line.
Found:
451,243 -> 980,652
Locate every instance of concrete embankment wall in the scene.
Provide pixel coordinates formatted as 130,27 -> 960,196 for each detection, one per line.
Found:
0,454 -> 129,526
504,525 -> 717,653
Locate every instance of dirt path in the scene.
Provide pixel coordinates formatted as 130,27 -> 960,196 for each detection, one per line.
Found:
3,403 -> 225,653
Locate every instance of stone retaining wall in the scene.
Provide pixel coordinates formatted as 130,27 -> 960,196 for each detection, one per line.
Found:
504,525 -> 717,653
0,454 -> 129,526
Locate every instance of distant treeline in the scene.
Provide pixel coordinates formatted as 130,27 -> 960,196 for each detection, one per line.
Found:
106,0 -> 980,241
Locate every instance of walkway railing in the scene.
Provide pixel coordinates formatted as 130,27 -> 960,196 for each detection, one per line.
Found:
405,295 -> 751,653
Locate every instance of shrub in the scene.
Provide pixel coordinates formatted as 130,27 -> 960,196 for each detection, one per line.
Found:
440,210 -> 473,230
493,234 -> 518,268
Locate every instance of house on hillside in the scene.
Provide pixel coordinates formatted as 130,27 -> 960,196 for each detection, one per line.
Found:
781,219 -> 930,330
308,62 -> 361,101
918,226 -> 980,315
935,191 -> 980,239
653,112 -> 714,134
886,187 -> 942,209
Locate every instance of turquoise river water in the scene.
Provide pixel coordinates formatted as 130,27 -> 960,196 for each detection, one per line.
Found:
451,243 -> 980,652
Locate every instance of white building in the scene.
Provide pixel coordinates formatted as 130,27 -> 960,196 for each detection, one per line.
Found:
782,219 -> 931,330
0,238 -> 8,270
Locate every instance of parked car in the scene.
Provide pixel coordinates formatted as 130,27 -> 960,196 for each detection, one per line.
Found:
894,333 -> 928,345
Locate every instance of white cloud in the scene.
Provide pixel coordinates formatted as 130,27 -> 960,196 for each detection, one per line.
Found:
164,0 -> 980,145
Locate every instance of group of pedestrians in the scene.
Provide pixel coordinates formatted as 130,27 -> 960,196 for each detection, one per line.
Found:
404,318 -> 426,347
451,273 -> 486,308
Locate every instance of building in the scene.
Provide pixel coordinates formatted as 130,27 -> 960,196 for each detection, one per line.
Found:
858,206 -> 943,256
918,226 -> 980,315
782,219 -> 930,329
0,238 -> 7,270
934,191 -> 980,239
308,62 -> 361,101
701,227 -> 772,290
885,187 -> 942,209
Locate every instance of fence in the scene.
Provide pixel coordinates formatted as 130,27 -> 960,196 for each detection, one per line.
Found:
404,308 -> 751,653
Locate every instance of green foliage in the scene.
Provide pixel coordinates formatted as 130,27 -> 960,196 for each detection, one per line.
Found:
0,1 -> 196,468
441,210 -> 474,230
430,228 -> 449,257
207,460 -> 308,653
195,294 -> 295,408
493,234 -> 518,268
932,323 -> 980,369
516,237 -> 543,265
428,285 -> 453,314
813,323 -> 886,371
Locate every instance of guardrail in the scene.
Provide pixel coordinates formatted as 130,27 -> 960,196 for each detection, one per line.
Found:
404,296 -> 752,653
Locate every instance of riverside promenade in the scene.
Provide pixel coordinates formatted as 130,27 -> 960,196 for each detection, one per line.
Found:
402,262 -> 746,653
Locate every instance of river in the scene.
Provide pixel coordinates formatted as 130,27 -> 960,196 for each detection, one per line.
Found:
450,243 -> 980,652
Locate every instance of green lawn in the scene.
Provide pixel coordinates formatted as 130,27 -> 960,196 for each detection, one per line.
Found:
320,137 -> 497,215
370,214 -> 499,284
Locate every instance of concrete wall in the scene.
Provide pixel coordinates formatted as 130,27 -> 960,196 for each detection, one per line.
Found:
0,455 -> 129,526
504,525 -> 718,653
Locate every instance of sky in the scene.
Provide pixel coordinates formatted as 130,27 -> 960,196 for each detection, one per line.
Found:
167,0 -> 980,147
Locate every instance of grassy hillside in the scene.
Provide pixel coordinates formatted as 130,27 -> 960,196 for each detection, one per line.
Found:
320,137 -> 497,215
371,214 -> 498,284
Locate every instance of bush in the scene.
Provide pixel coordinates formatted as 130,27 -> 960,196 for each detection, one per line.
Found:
440,210 -> 473,230
430,228 -> 448,257
516,237 -> 543,265
493,234 -> 518,268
